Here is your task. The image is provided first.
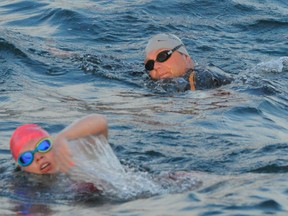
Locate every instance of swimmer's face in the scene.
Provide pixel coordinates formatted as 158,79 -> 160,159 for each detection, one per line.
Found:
144,49 -> 194,80
18,138 -> 58,174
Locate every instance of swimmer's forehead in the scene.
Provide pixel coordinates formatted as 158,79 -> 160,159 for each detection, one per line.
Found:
145,33 -> 189,56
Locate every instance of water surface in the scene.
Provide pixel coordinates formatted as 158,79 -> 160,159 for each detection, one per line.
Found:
1,0 -> 288,215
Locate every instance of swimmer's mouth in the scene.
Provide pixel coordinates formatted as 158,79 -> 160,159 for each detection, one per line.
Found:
40,162 -> 52,173
159,73 -> 170,79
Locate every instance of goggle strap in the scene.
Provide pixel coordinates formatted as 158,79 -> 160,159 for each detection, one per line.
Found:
171,44 -> 183,52
167,50 -> 172,55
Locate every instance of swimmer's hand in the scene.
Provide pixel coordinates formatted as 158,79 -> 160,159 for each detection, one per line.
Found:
53,136 -> 75,173
46,47 -> 75,58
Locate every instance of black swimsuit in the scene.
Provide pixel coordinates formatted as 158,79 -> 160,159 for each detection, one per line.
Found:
191,64 -> 234,90
145,64 -> 233,93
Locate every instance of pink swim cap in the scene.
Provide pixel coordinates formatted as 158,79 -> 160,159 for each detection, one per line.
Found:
10,124 -> 50,160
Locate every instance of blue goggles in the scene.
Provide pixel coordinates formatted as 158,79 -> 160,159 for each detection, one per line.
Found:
17,138 -> 53,167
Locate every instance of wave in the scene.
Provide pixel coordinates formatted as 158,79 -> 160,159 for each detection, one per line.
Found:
0,38 -> 27,57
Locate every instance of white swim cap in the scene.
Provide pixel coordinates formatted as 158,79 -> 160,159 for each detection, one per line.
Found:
145,33 -> 189,57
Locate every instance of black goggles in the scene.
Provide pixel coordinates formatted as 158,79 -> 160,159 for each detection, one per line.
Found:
145,44 -> 183,71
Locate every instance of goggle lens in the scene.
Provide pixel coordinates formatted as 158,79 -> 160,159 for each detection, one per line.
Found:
145,60 -> 154,71
18,152 -> 33,166
156,50 -> 170,62
37,139 -> 51,152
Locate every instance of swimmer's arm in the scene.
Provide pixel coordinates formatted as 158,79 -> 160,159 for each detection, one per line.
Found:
46,47 -> 77,58
56,114 -> 108,141
53,114 -> 107,173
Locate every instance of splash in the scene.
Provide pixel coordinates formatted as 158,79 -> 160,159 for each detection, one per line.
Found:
254,57 -> 288,74
67,136 -> 201,201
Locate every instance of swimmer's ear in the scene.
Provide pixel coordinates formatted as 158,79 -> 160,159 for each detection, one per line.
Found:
15,164 -> 21,172
183,54 -> 194,68
185,55 -> 194,64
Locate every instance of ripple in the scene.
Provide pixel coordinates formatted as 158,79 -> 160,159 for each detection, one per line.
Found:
0,38 -> 27,57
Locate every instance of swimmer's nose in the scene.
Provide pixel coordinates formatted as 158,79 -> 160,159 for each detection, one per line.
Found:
34,152 -> 44,162
154,61 -> 162,70
150,63 -> 162,79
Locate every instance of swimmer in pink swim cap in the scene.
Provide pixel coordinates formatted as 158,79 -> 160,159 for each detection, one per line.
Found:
10,114 -> 108,174
9,114 -> 201,196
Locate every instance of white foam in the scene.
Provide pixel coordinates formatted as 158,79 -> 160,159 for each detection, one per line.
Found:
255,57 -> 288,74
66,136 -> 202,200
67,136 -> 160,200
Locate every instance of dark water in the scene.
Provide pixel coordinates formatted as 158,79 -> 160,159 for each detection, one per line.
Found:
1,0 -> 288,215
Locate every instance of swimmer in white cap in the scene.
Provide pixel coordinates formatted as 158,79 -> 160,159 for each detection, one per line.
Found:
144,33 -> 233,90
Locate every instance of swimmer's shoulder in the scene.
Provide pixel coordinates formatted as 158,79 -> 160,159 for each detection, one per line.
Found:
194,64 -> 234,89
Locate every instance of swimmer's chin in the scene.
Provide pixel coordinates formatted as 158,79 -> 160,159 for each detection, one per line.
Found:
158,73 -> 173,79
